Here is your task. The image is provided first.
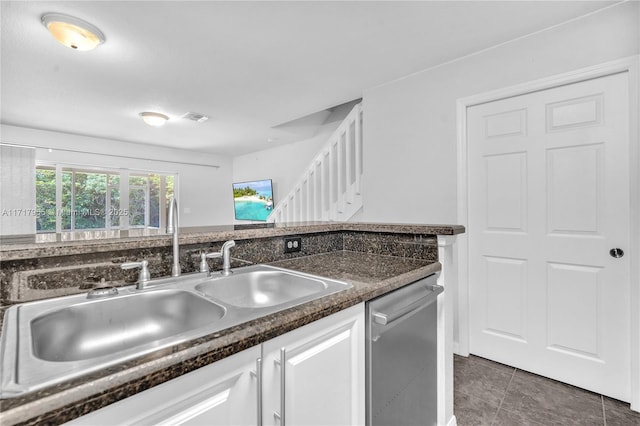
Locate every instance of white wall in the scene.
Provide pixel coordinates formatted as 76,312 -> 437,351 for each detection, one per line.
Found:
232,134 -> 326,212
361,1 -> 640,224
1,124 -> 234,227
232,101 -> 359,221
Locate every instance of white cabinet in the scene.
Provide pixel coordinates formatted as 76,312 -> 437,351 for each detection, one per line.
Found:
261,303 -> 365,426
66,345 -> 260,426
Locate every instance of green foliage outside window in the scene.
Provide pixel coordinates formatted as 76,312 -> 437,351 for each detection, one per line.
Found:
73,172 -> 107,229
35,167 -> 175,232
35,168 -> 56,231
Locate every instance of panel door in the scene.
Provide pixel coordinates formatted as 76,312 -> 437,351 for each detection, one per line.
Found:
468,72 -> 631,400
262,303 -> 365,426
65,346 -> 261,426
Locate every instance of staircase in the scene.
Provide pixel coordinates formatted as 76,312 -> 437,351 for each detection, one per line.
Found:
268,103 -> 363,223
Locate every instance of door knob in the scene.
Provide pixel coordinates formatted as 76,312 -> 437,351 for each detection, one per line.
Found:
610,248 -> 624,258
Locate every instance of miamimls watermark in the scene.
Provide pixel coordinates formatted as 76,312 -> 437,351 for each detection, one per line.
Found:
1,208 -> 130,217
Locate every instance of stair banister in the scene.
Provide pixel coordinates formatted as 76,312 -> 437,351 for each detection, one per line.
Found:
268,103 -> 363,223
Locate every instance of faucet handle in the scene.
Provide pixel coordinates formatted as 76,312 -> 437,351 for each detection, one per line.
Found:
199,252 -> 222,273
121,260 -> 151,288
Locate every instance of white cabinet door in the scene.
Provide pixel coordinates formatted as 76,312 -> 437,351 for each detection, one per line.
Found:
66,345 -> 261,426
262,303 -> 365,426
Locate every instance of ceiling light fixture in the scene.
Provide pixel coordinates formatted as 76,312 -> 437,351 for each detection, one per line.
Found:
139,112 -> 169,127
41,13 -> 105,51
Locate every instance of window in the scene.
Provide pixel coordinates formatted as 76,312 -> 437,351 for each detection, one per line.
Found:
35,167 -> 56,232
63,170 -> 107,230
129,175 -> 148,227
35,165 -> 176,233
108,174 -> 120,227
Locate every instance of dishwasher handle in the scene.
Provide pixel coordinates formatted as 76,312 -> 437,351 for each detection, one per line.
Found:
372,284 -> 443,326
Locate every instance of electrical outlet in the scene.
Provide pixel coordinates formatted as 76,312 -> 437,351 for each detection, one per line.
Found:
284,237 -> 302,253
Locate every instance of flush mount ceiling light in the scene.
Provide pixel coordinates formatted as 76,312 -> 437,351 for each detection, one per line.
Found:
139,112 -> 169,127
41,13 -> 105,51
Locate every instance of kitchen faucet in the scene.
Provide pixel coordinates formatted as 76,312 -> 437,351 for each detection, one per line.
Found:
166,196 -> 181,277
199,251 -> 222,277
221,240 -> 236,276
199,240 -> 236,277
121,260 -> 151,290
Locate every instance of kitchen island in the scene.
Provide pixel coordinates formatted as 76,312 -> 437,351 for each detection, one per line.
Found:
0,222 -> 463,425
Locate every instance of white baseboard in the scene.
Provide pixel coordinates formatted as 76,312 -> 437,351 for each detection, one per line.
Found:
445,414 -> 458,426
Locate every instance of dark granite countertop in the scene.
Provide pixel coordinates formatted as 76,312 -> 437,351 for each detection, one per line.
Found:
0,222 -> 464,261
0,250 -> 441,425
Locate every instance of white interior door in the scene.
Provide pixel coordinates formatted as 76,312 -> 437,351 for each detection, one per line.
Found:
468,72 -> 631,401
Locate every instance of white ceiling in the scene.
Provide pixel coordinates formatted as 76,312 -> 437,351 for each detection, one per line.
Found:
1,1 -> 620,157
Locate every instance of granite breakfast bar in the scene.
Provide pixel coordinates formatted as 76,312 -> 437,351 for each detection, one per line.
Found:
0,222 -> 464,425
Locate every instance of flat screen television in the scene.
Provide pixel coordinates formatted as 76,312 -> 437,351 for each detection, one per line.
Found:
232,179 -> 274,221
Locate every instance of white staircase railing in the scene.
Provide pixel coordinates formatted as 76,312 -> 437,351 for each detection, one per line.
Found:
268,103 -> 363,223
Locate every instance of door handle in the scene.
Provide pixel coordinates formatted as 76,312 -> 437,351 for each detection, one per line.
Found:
255,358 -> 263,426
610,248 -> 624,258
372,284 -> 443,326
273,348 -> 286,425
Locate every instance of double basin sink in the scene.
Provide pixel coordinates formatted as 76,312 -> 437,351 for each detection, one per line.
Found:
0,264 -> 351,398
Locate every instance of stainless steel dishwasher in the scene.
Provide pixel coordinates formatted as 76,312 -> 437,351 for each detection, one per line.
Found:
366,273 -> 443,426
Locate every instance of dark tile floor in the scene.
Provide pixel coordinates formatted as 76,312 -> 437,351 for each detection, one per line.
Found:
454,354 -> 640,426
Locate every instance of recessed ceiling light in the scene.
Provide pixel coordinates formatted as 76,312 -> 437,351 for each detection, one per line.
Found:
41,13 -> 105,51
139,112 -> 169,127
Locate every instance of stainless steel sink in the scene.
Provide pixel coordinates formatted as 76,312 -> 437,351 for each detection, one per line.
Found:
0,284 -> 230,398
195,269 -> 328,308
30,290 -> 226,362
0,264 -> 351,398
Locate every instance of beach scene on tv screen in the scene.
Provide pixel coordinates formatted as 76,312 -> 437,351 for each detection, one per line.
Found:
233,180 -> 273,221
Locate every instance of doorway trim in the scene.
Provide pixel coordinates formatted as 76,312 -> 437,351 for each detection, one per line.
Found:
455,56 -> 640,410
